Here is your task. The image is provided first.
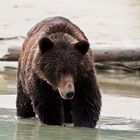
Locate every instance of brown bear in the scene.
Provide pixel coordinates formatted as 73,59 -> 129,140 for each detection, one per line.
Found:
16,16 -> 101,128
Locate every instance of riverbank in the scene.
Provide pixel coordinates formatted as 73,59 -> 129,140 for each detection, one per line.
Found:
0,0 -> 140,46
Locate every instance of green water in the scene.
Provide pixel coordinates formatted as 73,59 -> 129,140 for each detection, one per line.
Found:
0,115 -> 140,140
0,64 -> 17,95
0,66 -> 140,140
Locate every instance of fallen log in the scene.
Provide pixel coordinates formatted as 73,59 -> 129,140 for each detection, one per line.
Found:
1,45 -> 140,62
93,46 -> 140,62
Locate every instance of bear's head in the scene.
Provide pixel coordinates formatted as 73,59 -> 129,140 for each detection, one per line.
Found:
34,35 -> 89,100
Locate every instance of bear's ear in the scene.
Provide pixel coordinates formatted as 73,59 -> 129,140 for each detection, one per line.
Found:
74,40 -> 89,55
39,37 -> 54,53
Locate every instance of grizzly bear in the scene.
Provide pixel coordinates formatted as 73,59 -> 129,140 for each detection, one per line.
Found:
16,16 -> 101,128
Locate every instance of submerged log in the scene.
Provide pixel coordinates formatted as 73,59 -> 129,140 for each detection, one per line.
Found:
0,46 -> 20,61
95,61 -> 140,72
1,45 -> 140,62
0,53 -> 19,61
0,36 -> 25,40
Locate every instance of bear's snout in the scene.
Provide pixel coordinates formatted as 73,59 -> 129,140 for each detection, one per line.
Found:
60,90 -> 75,100
58,82 -> 75,100
58,74 -> 75,100
66,92 -> 74,98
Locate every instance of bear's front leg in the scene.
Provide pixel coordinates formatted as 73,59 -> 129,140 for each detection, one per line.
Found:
31,81 -> 64,125
63,100 -> 73,123
16,79 -> 35,118
72,72 -> 101,128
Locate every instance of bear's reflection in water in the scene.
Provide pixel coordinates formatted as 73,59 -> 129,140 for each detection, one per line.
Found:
14,118 -> 140,140
14,118 -> 100,140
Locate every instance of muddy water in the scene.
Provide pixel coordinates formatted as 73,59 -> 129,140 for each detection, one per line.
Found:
0,66 -> 140,140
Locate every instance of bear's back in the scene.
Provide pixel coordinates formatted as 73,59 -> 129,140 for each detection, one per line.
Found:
27,16 -> 87,41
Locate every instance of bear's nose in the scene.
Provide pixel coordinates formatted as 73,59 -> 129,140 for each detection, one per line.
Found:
66,92 -> 74,98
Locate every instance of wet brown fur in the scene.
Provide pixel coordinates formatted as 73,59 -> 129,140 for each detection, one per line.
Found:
16,16 -> 101,128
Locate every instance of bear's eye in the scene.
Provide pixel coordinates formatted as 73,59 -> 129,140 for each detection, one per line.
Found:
56,66 -> 64,74
55,68 -> 62,76
57,69 -> 63,74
